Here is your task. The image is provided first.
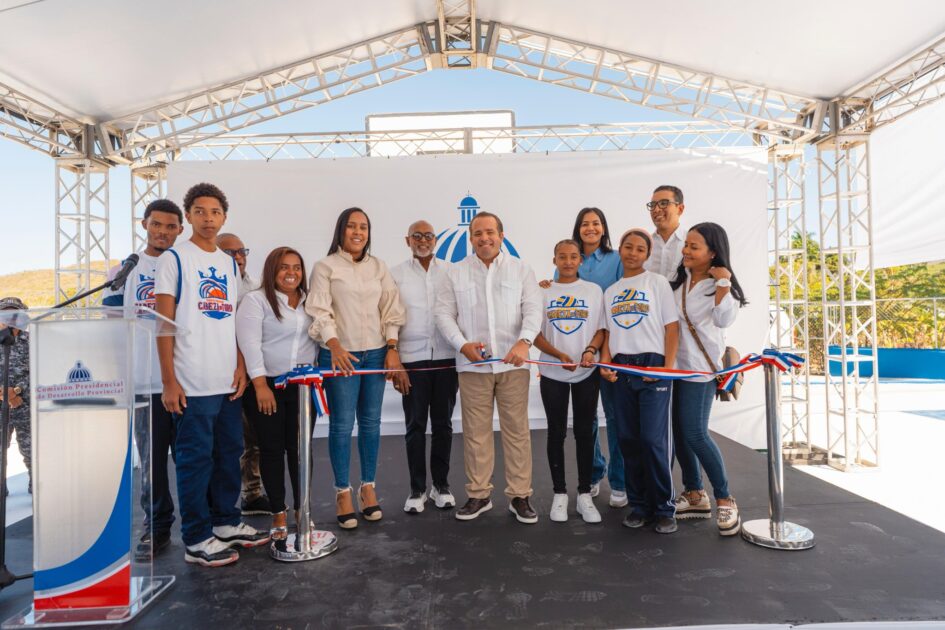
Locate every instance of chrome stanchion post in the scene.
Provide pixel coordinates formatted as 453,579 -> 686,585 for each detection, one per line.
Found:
742,357 -> 815,550
271,379 -> 338,562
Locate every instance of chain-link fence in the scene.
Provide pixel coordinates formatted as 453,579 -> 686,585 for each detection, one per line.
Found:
876,298 -> 944,350
777,298 -> 943,376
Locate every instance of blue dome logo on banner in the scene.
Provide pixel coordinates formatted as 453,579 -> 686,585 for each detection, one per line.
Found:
435,194 -> 521,263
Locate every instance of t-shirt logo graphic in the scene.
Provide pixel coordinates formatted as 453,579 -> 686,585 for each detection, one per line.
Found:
135,273 -> 155,306
610,288 -> 650,330
197,266 -> 234,320
547,295 -> 589,334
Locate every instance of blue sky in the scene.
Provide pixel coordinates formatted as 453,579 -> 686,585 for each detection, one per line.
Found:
0,69 -> 682,275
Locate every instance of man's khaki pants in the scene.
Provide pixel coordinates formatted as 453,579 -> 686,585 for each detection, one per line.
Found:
458,369 -> 533,499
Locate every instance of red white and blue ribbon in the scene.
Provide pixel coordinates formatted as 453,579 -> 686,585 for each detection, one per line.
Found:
274,348 -> 805,416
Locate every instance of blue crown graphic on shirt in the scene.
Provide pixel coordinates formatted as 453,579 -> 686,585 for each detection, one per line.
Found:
198,266 -> 228,286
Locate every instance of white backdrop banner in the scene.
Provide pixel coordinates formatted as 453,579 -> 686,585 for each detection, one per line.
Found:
168,149 -> 770,447
871,95 -> 945,269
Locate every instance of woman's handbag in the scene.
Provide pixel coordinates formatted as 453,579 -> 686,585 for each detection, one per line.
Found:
680,286 -> 742,401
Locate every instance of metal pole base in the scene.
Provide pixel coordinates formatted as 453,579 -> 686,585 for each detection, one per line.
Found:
741,519 -> 815,550
270,530 -> 338,562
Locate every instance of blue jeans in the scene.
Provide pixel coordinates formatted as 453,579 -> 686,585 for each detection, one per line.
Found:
590,377 -> 626,491
173,394 -> 243,546
612,353 -> 675,518
318,346 -> 387,489
672,379 -> 730,499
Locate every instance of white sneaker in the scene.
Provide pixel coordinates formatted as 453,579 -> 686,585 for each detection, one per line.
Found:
404,492 -> 427,514
589,482 -> 600,498
212,522 -> 270,548
549,494 -> 569,522
185,536 -> 239,567
576,493 -> 602,524
429,486 -> 456,509
609,490 -> 628,508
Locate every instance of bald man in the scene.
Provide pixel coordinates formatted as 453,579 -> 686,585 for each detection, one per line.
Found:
216,232 -> 267,516
390,221 -> 458,514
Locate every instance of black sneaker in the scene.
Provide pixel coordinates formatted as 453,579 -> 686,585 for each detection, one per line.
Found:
212,523 -> 271,548
240,495 -> 271,516
135,530 -> 171,560
622,511 -> 654,529
654,516 -> 678,534
455,497 -> 493,521
184,537 -> 239,567
508,497 -> 538,524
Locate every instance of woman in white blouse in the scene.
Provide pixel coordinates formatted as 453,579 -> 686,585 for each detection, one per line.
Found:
668,222 -> 748,536
306,208 -> 406,529
236,246 -> 316,542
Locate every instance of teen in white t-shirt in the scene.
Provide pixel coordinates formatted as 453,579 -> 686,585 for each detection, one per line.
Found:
534,240 -> 607,524
153,183 -> 268,567
103,199 -> 185,557
601,229 -> 680,534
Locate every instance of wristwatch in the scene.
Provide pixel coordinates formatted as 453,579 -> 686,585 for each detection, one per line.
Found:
387,343 -> 399,351
715,278 -> 732,288
519,338 -> 533,347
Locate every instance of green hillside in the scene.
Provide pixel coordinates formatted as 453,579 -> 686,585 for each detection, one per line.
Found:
0,261 -> 118,307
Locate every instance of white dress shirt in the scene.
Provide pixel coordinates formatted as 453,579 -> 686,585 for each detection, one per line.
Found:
435,252 -> 542,374
238,273 -> 259,305
390,256 -> 454,363
646,224 -> 686,281
674,269 -> 738,382
236,289 -> 317,379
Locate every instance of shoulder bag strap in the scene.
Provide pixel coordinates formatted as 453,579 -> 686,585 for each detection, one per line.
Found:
680,284 -> 721,378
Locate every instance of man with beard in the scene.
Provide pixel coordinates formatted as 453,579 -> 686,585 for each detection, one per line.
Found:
390,221 -> 458,514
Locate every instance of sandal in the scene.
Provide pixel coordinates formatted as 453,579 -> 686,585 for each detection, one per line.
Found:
270,511 -> 288,541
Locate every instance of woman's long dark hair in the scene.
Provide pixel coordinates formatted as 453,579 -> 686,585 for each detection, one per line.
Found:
327,207 -> 371,261
261,246 -> 308,321
669,222 -> 748,307
571,207 -> 613,254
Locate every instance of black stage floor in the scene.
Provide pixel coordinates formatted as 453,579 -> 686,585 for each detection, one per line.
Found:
2,430 -> 945,629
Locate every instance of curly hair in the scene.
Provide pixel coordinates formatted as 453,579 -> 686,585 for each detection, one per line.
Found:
183,182 -> 229,214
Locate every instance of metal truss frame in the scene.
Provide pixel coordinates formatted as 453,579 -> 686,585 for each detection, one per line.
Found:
840,33 -> 945,133
103,25 -> 429,163
176,121 -> 754,160
487,24 -> 824,142
131,165 -> 167,254
814,114 -> 880,470
767,144 -> 816,464
0,81 -> 84,156
432,0 -> 483,68
55,158 -> 110,305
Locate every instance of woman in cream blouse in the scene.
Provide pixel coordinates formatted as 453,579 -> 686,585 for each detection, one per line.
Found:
306,207 -> 406,529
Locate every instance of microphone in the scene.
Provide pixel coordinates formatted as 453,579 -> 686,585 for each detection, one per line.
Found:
108,254 -> 140,291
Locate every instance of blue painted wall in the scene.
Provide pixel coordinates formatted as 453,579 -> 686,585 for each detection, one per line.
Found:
827,346 -> 945,380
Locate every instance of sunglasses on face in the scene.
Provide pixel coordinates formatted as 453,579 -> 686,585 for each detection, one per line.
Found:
222,248 -> 250,257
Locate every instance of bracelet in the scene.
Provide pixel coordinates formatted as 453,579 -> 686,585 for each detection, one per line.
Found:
583,346 -> 598,355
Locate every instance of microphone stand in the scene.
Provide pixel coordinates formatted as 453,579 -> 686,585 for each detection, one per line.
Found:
0,326 -> 32,589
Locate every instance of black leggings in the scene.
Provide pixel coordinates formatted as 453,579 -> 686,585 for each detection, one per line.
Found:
244,380 -> 311,513
539,372 -> 600,494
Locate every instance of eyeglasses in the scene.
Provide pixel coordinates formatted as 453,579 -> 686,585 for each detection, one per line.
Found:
646,199 -> 680,211
222,248 -> 250,257
410,232 -> 436,241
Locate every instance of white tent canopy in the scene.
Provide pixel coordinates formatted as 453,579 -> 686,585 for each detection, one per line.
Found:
3,0 -> 945,120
